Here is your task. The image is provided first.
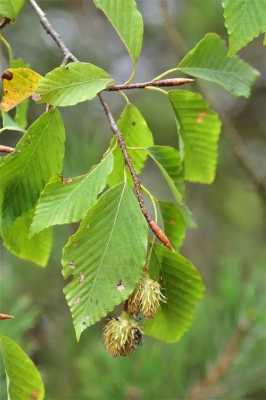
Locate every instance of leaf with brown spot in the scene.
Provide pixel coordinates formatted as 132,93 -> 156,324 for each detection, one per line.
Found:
1,68 -> 42,112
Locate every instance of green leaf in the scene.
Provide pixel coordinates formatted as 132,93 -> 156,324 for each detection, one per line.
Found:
108,104 -> 154,186
147,145 -> 193,226
62,182 -> 148,340
93,0 -> 143,65
159,201 -> 186,251
145,246 -> 204,343
0,0 -> 26,20
0,336 -> 45,400
0,111 -> 25,134
37,62 -> 114,107
0,110 -> 65,228
2,210 -> 52,267
169,90 -> 221,184
223,0 -> 266,54
178,33 -> 259,97
15,100 -> 29,130
31,151 -> 113,234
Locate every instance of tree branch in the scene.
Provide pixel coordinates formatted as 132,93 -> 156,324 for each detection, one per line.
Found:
0,313 -> 14,320
0,17 -> 11,30
0,144 -> 15,154
29,0 -> 172,249
107,77 -> 193,91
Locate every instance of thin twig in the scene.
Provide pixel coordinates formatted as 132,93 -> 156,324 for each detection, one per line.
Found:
99,93 -> 172,249
0,313 -> 14,320
0,17 -> 11,30
29,0 -> 172,249
107,77 -> 194,91
0,144 -> 15,153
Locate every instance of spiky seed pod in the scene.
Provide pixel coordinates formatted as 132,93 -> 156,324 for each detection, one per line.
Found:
127,274 -> 166,319
103,316 -> 142,357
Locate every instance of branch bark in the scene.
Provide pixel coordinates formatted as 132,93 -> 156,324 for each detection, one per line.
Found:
0,145 -> 15,154
107,77 -> 193,91
29,0 -> 172,249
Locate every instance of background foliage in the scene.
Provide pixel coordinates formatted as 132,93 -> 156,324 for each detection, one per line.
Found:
1,0 -> 266,399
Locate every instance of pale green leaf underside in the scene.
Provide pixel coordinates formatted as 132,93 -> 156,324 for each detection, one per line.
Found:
0,0 -> 25,19
0,111 -> 25,134
108,103 -> 154,186
93,0 -> 143,64
0,336 -> 45,400
0,110 -> 65,228
169,90 -> 221,184
2,210 -> 52,267
223,0 -> 266,54
178,33 -> 259,97
145,246 -> 204,343
31,151 -> 113,234
37,62 -> 114,107
159,201 -> 186,251
62,183 -> 148,340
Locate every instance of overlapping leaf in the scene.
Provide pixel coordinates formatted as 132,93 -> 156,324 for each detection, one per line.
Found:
169,90 -> 221,184
0,110 -> 65,228
145,246 -> 204,343
0,111 -> 25,134
31,151 -> 113,234
178,33 -> 259,97
0,336 -> 45,400
223,0 -> 266,54
0,68 -> 42,112
2,210 -> 53,267
148,145 -> 193,226
62,182 -> 148,340
159,201 -> 186,251
108,104 -> 154,186
0,0 -> 26,20
93,0 -> 143,64
37,62 -> 114,107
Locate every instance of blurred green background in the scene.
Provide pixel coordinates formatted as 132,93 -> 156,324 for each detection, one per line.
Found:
1,1 -> 266,399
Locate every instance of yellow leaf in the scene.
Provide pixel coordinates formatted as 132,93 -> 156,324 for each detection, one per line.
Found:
0,68 -> 42,112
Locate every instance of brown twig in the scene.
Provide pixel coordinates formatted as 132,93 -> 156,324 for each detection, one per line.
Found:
0,313 -> 14,320
107,77 -> 193,91
0,17 -> 11,30
0,144 -> 15,153
187,321 -> 249,400
29,0 -> 172,249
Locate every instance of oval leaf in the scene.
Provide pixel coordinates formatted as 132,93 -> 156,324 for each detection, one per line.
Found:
0,109 -> 65,228
93,0 -> 143,64
169,90 -> 221,184
178,33 -> 259,98
31,151 -> 113,234
0,336 -> 45,400
145,246 -> 204,343
109,104 -> 154,186
62,182 -> 148,340
37,62 -> 114,107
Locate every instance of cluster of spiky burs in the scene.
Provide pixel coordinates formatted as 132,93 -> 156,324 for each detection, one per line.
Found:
103,273 -> 166,357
